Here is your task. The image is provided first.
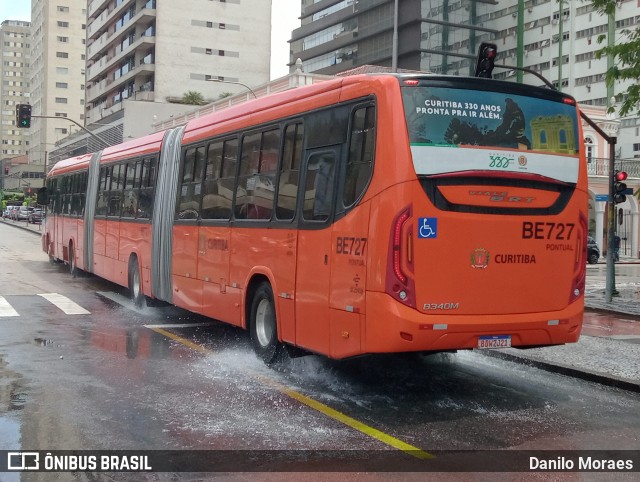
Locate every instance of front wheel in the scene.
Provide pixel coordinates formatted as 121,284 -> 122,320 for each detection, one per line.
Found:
249,283 -> 285,365
588,253 -> 599,265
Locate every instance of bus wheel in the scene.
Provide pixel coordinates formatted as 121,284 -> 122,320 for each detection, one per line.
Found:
128,257 -> 145,308
68,242 -> 77,277
250,283 -> 285,365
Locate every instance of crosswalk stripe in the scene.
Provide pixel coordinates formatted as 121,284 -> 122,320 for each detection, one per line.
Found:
0,296 -> 19,317
38,293 -> 90,315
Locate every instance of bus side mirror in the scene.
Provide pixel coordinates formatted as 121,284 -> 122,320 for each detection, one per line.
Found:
36,187 -> 48,206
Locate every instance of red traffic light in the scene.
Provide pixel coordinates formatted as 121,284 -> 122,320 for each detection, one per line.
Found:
475,42 -> 498,78
615,171 -> 628,182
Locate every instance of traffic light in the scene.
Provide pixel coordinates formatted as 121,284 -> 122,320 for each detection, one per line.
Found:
16,103 -> 32,128
474,42 -> 498,78
613,170 -> 628,204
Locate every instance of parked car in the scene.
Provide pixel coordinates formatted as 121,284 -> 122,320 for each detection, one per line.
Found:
8,206 -> 20,220
28,208 -> 43,224
2,207 -> 11,218
13,206 -> 32,221
587,236 -> 600,264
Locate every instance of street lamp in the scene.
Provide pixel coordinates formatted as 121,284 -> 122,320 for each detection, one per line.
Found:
206,78 -> 258,99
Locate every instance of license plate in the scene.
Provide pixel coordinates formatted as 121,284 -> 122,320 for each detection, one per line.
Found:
478,335 -> 511,349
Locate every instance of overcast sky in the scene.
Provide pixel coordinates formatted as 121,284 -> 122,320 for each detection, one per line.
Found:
0,0 -> 301,80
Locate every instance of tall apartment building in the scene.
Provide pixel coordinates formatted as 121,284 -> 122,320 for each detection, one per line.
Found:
84,0 -> 272,128
29,0 -> 88,174
0,20 -> 31,160
290,0 -> 639,159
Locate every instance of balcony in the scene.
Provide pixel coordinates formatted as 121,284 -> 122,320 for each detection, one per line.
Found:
587,158 -> 640,178
88,8 -> 156,62
86,34 -> 155,86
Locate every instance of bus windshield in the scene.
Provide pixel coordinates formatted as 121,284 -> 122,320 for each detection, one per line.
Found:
402,86 -> 580,152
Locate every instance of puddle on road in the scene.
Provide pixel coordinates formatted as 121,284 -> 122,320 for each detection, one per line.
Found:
0,357 -> 26,462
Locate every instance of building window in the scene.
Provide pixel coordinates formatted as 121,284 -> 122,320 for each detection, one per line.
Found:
56,52 -> 69,58
55,97 -> 68,104
57,21 -> 69,27
57,6 -> 69,12
585,136 -> 595,163
56,82 -> 68,88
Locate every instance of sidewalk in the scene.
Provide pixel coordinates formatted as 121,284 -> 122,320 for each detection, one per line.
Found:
3,216 -> 640,392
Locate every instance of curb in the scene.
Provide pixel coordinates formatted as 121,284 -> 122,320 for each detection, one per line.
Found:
1,219 -> 42,235
480,349 -> 640,393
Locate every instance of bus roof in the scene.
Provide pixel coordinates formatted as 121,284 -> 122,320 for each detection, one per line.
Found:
182,76 -> 348,145
100,129 -> 165,163
48,152 -> 93,176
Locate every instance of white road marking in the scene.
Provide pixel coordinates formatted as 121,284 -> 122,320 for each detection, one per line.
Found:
38,293 -> 90,315
0,296 -> 19,317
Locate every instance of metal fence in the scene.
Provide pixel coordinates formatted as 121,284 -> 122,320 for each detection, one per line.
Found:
587,158 -> 640,177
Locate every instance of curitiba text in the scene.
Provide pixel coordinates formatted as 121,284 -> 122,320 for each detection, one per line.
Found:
415,99 -> 502,119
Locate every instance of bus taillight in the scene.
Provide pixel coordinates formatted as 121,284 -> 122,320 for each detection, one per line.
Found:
386,206 -> 416,308
570,213 -> 588,303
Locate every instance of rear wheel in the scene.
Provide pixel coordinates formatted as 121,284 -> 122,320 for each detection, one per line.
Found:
249,282 -> 285,365
128,257 -> 145,308
68,242 -> 77,277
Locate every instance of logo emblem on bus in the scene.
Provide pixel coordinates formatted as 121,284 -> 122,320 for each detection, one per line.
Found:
518,155 -> 527,166
471,248 -> 490,269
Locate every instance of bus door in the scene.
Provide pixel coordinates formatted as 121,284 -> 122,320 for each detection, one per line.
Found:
295,147 -> 340,354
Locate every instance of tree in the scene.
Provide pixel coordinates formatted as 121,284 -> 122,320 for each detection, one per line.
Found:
181,91 -> 205,105
591,0 -> 640,117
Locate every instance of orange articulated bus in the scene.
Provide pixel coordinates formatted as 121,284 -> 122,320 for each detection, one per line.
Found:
40,73 -> 587,364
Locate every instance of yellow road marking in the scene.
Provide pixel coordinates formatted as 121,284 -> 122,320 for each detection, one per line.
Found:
149,327 -> 209,353
149,327 -> 434,460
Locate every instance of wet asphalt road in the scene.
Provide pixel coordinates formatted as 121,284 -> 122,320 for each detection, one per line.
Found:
0,222 -> 639,481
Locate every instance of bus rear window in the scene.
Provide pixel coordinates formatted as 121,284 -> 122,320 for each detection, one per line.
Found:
402,86 -> 579,155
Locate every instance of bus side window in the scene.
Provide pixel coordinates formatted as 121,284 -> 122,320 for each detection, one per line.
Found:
217,138 -> 238,220
178,145 -> 205,220
303,152 -> 335,222
202,141 -> 223,220
96,167 -> 108,216
137,158 -> 154,219
108,164 -> 123,217
276,123 -> 303,220
122,161 -> 141,218
343,105 -> 375,207
235,132 -> 262,219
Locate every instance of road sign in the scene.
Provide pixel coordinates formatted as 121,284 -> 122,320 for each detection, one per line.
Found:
595,194 -> 609,202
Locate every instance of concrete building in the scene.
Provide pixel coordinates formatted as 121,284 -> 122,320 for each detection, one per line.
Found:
0,20 -> 31,160
28,0 -> 88,181
290,0 -> 640,257
290,0 -> 638,156
84,0 -> 272,129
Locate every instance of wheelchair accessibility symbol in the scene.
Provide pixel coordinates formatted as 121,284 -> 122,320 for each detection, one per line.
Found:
418,218 -> 437,238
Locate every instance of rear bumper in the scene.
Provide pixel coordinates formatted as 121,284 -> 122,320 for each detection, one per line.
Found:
364,291 -> 583,354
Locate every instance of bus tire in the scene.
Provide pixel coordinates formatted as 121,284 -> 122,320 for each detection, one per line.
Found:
128,257 -> 145,308
68,242 -> 77,277
249,282 -> 285,365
